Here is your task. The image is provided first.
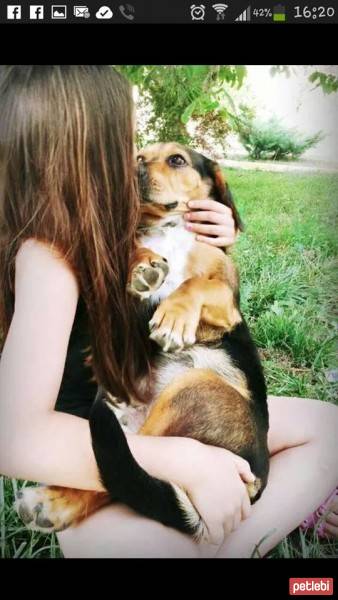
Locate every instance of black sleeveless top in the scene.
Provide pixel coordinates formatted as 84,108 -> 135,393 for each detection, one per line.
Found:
54,298 -> 98,419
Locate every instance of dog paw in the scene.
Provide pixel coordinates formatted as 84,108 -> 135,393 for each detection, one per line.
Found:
128,257 -> 169,300
14,486 -> 77,533
246,478 -> 262,501
149,303 -> 199,352
149,324 -> 190,352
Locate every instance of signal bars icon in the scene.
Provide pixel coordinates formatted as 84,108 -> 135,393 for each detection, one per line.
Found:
236,6 -> 251,21
212,4 -> 228,20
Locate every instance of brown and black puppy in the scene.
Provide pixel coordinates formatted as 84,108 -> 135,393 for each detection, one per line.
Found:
130,143 -> 243,350
15,144 -> 269,542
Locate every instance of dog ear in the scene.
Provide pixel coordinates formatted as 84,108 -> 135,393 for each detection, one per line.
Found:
186,148 -> 244,232
211,164 -> 244,232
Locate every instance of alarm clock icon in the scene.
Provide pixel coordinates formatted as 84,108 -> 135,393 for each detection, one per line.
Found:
190,4 -> 206,20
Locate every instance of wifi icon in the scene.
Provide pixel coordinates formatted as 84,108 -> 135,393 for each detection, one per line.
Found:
212,3 -> 228,20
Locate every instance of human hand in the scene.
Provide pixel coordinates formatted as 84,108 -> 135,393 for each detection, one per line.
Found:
319,494 -> 338,538
184,199 -> 238,248
173,440 -> 255,545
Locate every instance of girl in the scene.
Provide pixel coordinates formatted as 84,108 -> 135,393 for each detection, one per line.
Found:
0,65 -> 337,558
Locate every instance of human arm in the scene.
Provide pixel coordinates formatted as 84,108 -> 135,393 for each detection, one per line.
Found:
0,239 -> 252,542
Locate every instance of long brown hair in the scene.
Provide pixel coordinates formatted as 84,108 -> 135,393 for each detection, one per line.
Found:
0,65 -> 150,402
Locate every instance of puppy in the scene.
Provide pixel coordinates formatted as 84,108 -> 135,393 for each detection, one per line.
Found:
15,143 -> 269,543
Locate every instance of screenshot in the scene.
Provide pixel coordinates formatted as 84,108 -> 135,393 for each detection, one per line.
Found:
0,1 -> 337,592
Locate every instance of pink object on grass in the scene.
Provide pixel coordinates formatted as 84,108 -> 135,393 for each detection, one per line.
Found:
300,487 -> 338,538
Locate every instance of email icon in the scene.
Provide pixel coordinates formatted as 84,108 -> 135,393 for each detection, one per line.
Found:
74,6 -> 90,18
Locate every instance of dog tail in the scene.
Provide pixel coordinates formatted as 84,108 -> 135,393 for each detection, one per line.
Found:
89,390 -> 206,541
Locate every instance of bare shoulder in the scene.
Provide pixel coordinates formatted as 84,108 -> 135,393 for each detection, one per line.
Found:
16,239 -> 73,274
15,239 -> 79,308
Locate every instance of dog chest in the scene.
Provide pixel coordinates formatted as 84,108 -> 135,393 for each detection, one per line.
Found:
140,222 -> 194,303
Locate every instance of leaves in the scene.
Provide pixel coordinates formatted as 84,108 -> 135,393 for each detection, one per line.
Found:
270,65 -> 338,95
309,71 -> 338,94
234,65 -> 247,87
116,65 -> 246,149
270,66 -> 291,78
116,65 -> 336,152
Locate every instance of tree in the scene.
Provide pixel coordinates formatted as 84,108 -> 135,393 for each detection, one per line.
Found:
116,65 -> 337,153
116,65 -> 246,149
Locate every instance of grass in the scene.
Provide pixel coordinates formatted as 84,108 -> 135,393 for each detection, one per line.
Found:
229,170 -> 337,405
1,169 -> 338,558
229,170 -> 338,559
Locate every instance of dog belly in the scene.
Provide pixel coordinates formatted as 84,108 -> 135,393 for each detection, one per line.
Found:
108,401 -> 149,434
153,345 -> 248,399
109,345 -> 244,433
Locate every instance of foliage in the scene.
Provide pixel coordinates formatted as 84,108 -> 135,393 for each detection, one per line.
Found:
308,71 -> 338,94
116,65 -> 246,150
192,110 -> 231,156
116,65 -> 336,154
235,112 -> 324,161
271,66 -> 338,95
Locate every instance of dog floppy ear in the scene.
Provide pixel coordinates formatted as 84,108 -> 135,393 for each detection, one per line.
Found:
185,148 -> 244,232
211,165 -> 244,233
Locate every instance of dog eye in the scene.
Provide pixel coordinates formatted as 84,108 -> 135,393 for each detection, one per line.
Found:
167,154 -> 187,168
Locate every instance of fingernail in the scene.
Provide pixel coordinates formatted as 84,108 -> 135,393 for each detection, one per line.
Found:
184,213 -> 190,220
188,201 -> 196,208
185,223 -> 192,231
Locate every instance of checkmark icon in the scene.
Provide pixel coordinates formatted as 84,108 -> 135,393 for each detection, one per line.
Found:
96,5 -> 113,18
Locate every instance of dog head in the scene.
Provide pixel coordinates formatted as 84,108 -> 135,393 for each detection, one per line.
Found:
137,142 -> 243,231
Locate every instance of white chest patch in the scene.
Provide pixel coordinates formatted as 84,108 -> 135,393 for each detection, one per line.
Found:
140,219 -> 195,304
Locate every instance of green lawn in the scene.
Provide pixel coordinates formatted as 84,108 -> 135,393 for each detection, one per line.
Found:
1,169 -> 337,558
230,169 -> 337,405
228,169 -> 338,558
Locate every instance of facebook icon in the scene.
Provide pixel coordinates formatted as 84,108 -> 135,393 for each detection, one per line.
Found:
30,5 -> 44,19
7,5 -> 22,19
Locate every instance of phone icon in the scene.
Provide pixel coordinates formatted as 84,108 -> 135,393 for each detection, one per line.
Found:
119,4 -> 135,20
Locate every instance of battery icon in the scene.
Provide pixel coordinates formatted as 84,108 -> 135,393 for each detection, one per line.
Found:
273,4 -> 286,21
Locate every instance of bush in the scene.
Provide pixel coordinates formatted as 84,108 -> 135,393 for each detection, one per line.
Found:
236,114 -> 323,161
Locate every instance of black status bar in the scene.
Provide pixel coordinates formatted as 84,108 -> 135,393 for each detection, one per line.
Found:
1,0 -> 338,24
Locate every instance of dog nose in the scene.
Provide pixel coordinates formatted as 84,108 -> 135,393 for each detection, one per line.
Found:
165,202 -> 178,210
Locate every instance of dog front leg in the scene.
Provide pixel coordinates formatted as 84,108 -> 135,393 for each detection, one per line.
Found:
149,277 -> 242,352
127,246 -> 169,300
